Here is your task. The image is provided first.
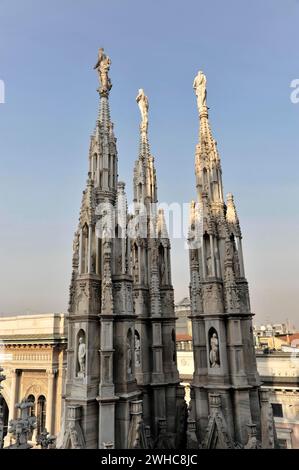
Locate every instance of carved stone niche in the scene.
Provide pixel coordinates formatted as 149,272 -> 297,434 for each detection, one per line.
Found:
76,329 -> 86,379
208,327 -> 220,368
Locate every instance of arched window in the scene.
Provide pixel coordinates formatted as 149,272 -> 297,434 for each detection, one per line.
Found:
36,395 -> 46,436
27,394 -> 35,416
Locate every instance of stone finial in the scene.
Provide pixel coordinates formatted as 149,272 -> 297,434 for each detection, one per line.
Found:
36,429 -> 56,449
93,47 -> 112,96
226,193 -> 241,236
117,181 -> 126,193
157,208 -> 169,239
7,398 -> 36,449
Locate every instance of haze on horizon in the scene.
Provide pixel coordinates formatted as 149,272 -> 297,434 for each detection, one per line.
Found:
0,0 -> 298,327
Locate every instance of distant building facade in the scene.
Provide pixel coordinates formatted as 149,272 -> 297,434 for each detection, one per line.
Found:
175,297 -> 192,337
257,351 -> 299,449
0,313 -> 66,446
253,322 -> 296,350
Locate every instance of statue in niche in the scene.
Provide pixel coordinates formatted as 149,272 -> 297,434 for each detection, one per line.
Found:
136,88 -> 149,133
209,330 -> 220,368
78,336 -> 86,377
135,332 -> 141,367
225,238 -> 234,261
93,47 -> 112,94
193,71 -> 207,112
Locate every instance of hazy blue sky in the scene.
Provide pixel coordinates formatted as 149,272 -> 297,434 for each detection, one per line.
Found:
0,0 -> 298,325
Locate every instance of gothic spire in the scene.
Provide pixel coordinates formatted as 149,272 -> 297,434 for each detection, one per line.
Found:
193,71 -> 223,204
134,89 -> 157,206
89,48 -> 118,196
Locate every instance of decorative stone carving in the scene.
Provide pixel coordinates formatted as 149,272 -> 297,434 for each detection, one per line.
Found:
134,331 -> 141,367
36,428 -> 56,449
193,71 -> 207,112
244,424 -> 261,449
61,405 -> 86,449
72,230 -> 80,268
136,88 -> 149,133
209,328 -> 220,368
202,283 -> 223,313
127,333 -> 132,377
7,399 -> 36,449
77,336 -> 86,377
94,47 -> 112,95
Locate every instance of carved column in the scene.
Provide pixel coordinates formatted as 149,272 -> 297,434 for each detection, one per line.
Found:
79,229 -> 83,274
97,154 -> 100,186
164,248 -> 169,285
138,245 -> 142,283
201,237 -> 206,279
237,237 -> 245,277
209,235 -> 216,277
8,369 -> 21,422
45,370 -> 56,434
87,225 -> 93,273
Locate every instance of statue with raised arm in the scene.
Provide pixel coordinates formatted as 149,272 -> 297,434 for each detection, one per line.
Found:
94,47 -> 112,94
136,88 -> 149,133
193,70 -> 207,112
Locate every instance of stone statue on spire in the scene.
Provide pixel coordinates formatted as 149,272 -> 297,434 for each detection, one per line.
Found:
136,88 -> 149,133
94,47 -> 112,95
193,71 -> 207,112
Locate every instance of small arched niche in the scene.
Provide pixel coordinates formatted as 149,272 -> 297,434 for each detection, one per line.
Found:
134,330 -> 141,367
208,327 -> 220,368
76,329 -> 86,378
126,329 -> 133,378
